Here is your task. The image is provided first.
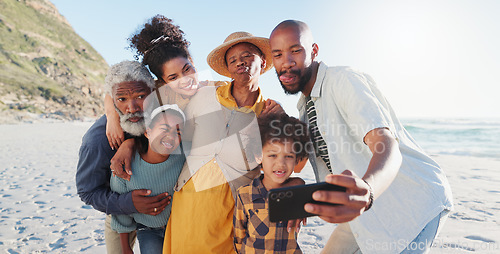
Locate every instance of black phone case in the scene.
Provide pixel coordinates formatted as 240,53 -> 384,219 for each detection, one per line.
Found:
268,182 -> 346,222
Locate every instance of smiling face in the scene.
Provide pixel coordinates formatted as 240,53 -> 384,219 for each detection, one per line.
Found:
260,139 -> 297,190
160,56 -> 199,98
270,25 -> 318,95
225,42 -> 265,84
146,112 -> 184,156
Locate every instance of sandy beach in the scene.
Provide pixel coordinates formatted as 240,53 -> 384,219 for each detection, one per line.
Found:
1,121 -> 499,253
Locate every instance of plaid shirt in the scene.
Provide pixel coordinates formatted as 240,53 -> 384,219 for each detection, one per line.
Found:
234,176 -> 302,254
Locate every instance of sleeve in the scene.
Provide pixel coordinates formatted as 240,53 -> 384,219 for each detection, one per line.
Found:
111,214 -> 137,233
181,94 -> 196,142
233,192 -> 248,253
110,174 -> 128,194
331,69 -> 395,143
76,139 -> 137,215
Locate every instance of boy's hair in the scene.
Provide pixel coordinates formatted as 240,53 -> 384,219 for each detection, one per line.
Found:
104,60 -> 155,96
258,113 -> 311,161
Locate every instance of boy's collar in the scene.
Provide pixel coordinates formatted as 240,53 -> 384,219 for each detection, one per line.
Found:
251,175 -> 269,201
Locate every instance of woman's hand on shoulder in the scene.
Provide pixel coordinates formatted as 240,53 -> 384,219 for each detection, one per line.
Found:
260,99 -> 285,117
104,93 -> 124,150
106,115 -> 124,150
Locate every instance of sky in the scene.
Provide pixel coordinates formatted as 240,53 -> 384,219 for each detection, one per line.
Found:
50,0 -> 500,118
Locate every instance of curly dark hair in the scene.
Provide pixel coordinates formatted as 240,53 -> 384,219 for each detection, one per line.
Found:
258,113 -> 311,161
129,14 -> 191,83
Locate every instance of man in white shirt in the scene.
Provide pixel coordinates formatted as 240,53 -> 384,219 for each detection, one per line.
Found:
269,20 -> 453,254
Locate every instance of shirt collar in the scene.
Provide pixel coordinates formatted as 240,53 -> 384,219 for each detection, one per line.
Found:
251,175 -> 268,202
297,61 -> 327,110
216,81 -> 265,116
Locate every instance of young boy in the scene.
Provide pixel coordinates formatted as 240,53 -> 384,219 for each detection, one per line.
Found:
234,113 -> 310,254
110,104 -> 186,254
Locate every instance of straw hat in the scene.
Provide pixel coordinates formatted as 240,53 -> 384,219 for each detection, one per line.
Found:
207,31 -> 273,78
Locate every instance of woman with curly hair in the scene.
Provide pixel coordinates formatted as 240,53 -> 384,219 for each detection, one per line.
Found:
104,14 -> 220,150
110,15 -> 287,253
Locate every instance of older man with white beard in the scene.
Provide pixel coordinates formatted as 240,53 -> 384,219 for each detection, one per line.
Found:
76,61 -> 172,254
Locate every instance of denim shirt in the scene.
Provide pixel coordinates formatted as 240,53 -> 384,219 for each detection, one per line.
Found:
76,115 -> 136,215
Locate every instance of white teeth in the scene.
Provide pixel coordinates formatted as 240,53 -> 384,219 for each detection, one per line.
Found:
181,82 -> 198,90
161,141 -> 173,149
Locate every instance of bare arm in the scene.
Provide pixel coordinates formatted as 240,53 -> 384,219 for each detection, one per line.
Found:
305,128 -> 402,223
110,141 -> 171,216
105,94 -> 124,150
110,138 -> 135,180
362,128 -> 402,199
119,232 -> 133,254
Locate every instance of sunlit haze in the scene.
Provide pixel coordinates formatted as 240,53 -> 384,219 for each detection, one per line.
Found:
51,0 -> 500,118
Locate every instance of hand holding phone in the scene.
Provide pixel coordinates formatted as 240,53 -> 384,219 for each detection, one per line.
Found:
268,182 -> 346,222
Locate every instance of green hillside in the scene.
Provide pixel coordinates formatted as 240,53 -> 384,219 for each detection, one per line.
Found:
0,0 -> 108,122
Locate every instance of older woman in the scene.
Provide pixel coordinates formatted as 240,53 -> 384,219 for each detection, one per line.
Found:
162,32 -> 281,253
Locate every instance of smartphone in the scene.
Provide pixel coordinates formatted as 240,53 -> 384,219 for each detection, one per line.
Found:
268,182 -> 346,222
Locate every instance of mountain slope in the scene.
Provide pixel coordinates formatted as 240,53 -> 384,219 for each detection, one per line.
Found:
0,0 -> 108,123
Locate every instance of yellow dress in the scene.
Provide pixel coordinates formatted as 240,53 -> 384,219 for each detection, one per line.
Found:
164,158 -> 235,253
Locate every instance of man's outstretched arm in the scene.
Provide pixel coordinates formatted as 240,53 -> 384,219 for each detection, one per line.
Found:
304,127 -> 402,223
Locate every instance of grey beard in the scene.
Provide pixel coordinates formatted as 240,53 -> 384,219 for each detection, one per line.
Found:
115,106 -> 145,137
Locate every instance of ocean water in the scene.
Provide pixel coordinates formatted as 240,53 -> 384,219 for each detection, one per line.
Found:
401,118 -> 500,159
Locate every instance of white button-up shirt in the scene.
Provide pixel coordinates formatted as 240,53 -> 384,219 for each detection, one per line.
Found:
298,62 -> 453,254
175,86 -> 261,197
